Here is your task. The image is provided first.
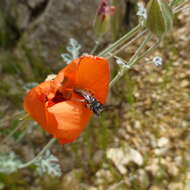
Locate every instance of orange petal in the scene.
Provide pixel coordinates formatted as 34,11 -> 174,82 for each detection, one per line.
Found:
55,60 -> 79,98
23,81 -> 52,130
75,55 -> 110,104
45,93 -> 92,144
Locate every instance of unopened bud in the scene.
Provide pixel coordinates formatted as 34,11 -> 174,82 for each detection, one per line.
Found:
146,0 -> 173,37
94,0 -> 115,36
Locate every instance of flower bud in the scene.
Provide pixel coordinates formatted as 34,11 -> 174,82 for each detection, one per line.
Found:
146,0 -> 173,37
94,0 -> 115,36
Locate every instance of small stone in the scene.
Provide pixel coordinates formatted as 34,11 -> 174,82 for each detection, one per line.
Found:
154,147 -> 168,156
134,121 -> 141,129
168,182 -> 184,190
168,164 -> 179,176
129,148 -> 143,166
180,80 -> 189,88
185,181 -> 190,190
175,156 -> 182,165
88,187 -> 97,190
157,137 -> 169,147
149,185 -> 161,190
106,146 -> 143,175
95,169 -> 114,184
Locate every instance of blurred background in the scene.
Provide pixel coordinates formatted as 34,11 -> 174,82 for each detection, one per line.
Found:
0,0 -> 190,189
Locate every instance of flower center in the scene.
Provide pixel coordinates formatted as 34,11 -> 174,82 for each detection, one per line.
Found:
51,91 -> 66,103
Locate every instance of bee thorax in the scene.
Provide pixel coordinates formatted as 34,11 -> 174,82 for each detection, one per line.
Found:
74,88 -> 104,115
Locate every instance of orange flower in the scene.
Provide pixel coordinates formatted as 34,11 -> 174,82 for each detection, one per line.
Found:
24,55 -> 110,144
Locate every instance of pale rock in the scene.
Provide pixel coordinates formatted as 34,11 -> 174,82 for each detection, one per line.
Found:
180,80 -> 189,88
88,187 -> 97,190
154,147 -> 168,156
185,181 -> 190,190
149,186 -> 161,190
106,146 -> 143,175
145,159 -> 160,175
157,137 -> 169,147
168,164 -> 179,176
168,182 -> 184,190
174,156 -> 182,165
134,120 -> 141,129
107,148 -> 128,174
95,169 -> 114,184
129,148 -> 143,166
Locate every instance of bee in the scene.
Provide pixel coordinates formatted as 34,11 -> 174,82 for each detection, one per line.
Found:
74,88 -> 104,116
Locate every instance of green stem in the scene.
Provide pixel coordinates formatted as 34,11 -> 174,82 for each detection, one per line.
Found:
1,114 -> 31,145
109,33 -> 152,88
98,24 -> 142,57
19,138 -> 56,169
106,30 -> 147,59
1,123 -> 24,144
173,0 -> 190,11
90,36 -> 103,55
128,33 -> 152,66
174,3 -> 190,13
137,39 -> 161,62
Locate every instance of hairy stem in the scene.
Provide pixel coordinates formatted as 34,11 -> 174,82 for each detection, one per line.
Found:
173,0 -> 190,11
19,138 -> 56,169
0,114 -> 31,145
174,3 -> 190,13
90,35 -> 103,55
137,39 -> 161,62
98,24 -> 142,57
109,33 -> 152,87
106,30 -> 147,59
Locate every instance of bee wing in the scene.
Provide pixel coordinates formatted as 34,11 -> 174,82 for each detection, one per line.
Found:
75,55 -> 110,104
